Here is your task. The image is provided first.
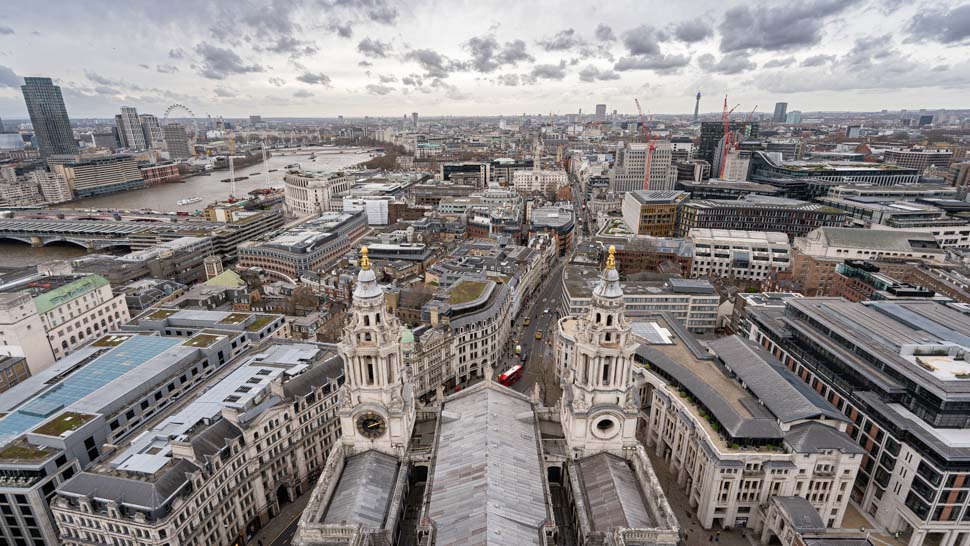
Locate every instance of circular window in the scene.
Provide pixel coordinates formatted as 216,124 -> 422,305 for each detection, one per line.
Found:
591,415 -> 619,439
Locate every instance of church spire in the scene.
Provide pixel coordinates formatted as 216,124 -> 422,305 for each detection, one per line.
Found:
354,246 -> 383,300
593,245 -> 623,300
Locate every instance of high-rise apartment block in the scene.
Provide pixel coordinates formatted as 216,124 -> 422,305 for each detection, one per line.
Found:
595,103 -> 607,120
611,141 -> 674,192
162,123 -> 192,159
698,121 -> 759,169
772,102 -> 789,122
21,77 -> 78,159
138,114 -> 163,148
116,106 -> 147,149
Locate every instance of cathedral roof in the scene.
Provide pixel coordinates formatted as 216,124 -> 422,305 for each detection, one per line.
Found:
428,385 -> 549,546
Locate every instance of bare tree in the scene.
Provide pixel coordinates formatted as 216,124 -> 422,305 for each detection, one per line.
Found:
536,354 -> 562,407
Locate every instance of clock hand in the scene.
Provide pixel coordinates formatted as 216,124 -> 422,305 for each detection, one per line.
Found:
367,421 -> 380,428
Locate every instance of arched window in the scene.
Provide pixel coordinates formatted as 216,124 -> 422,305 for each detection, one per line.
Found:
387,354 -> 395,383
61,340 -> 69,349
366,357 -> 375,385
70,336 -> 76,344
364,332 -> 372,342
606,314 -> 613,326
582,354 -> 589,383
604,332 -> 612,342
375,313 -> 381,324
595,313 -> 601,324
601,357 -> 612,385
363,315 -> 370,326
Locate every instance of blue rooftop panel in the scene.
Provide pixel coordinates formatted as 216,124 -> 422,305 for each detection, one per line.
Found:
0,336 -> 182,445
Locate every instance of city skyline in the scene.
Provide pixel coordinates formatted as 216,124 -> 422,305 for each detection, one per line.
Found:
1,0 -> 969,118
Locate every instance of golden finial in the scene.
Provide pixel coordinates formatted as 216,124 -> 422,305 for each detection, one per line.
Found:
360,246 -> 370,270
606,245 -> 616,270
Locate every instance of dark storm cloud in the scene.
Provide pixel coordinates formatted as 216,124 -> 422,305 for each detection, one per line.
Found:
698,52 -> 756,74
530,61 -> 567,80
763,56 -> 796,68
266,35 -> 318,57
331,22 -> 354,38
622,25 -> 669,56
674,20 -> 712,43
614,53 -> 690,72
194,42 -> 264,79
464,36 -> 533,72
169,48 -> 186,59
0,65 -> 21,88
719,0 -> 861,52
405,49 -> 465,78
538,28 -> 584,51
358,37 -> 392,58
296,72 -> 332,86
594,24 -> 616,42
800,54 -> 835,67
908,4 -> 970,44
842,35 -> 894,68
365,83 -> 394,95
0,26 -> 14,35
317,0 -> 399,25
578,65 -> 620,82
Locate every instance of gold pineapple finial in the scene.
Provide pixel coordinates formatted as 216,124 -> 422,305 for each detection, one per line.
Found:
360,246 -> 370,270
606,245 -> 616,270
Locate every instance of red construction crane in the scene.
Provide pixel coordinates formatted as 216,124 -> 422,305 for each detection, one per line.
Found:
719,96 -> 741,178
634,98 -> 656,191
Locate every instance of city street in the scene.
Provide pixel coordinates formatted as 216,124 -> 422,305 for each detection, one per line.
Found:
494,174 -> 589,399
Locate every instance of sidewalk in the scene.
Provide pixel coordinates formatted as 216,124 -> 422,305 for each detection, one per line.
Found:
250,491 -> 311,546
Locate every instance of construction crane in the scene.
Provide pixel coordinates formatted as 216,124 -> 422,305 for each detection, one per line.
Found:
719,96 -> 741,179
634,98 -> 656,191
746,105 -> 758,123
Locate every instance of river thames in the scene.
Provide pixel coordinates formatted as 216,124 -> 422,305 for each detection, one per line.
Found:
0,146 -> 370,266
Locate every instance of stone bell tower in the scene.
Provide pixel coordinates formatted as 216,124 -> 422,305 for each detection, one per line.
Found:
560,245 -> 640,457
337,247 -> 414,456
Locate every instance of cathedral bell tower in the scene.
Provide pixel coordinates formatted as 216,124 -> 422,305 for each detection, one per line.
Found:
560,245 -> 640,457
337,247 -> 415,456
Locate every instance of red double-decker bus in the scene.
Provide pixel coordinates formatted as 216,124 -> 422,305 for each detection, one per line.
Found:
498,365 -> 523,387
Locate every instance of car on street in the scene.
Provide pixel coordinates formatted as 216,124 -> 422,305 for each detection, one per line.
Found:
543,308 -> 549,314
535,330 -> 543,340
524,318 -> 531,326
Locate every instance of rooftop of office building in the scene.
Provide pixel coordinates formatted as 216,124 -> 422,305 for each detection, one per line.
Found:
563,265 -> 714,299
633,315 -> 858,453
56,341 -> 341,516
0,335 -> 190,446
783,298 -> 970,398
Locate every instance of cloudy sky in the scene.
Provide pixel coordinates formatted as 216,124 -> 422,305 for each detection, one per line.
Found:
1,0 -> 969,119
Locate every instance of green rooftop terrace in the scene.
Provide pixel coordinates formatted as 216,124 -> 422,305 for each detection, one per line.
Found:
183,333 -> 224,348
220,313 -> 251,324
145,309 -> 178,320
448,280 -> 488,305
245,315 -> 277,332
33,412 -> 94,437
0,441 -> 53,462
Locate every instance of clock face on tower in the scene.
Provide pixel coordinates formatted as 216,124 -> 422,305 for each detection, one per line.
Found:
356,411 -> 387,439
